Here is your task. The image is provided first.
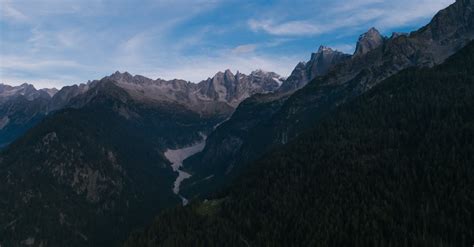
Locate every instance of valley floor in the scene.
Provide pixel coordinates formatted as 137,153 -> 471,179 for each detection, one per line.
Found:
164,134 -> 207,204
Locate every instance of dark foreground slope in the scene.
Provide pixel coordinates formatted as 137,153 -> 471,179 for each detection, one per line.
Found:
125,41 -> 474,247
0,96 -> 50,148
0,81 -> 221,247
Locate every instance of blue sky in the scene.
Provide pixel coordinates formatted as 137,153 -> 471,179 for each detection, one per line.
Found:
0,0 -> 454,89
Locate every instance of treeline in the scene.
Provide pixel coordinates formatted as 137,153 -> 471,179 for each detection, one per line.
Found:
124,41 -> 474,247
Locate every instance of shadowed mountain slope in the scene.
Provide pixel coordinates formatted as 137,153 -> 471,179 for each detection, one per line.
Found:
125,38 -> 474,247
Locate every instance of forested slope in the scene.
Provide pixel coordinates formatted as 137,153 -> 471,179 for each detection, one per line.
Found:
0,80 -> 220,247
181,0 -> 474,200
125,40 -> 474,247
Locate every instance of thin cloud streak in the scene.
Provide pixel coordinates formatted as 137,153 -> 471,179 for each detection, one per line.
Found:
249,19 -> 326,36
0,56 -> 84,71
248,0 -> 454,36
232,44 -> 258,54
0,0 -> 455,88
0,0 -> 29,22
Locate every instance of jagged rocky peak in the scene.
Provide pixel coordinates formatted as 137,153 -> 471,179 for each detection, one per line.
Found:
316,45 -> 335,54
211,69 -> 281,80
110,70 -> 132,78
309,46 -> 341,61
251,69 -> 279,77
0,83 -> 55,102
207,70 -> 234,93
209,69 -> 280,83
308,45 -> 351,76
107,71 -> 141,84
249,69 -> 283,88
218,69 -> 236,87
354,27 -> 385,56
279,45 -> 351,92
416,0 -> 474,43
201,69 -> 281,105
211,69 -> 235,82
224,69 -> 234,78
82,69 -> 282,112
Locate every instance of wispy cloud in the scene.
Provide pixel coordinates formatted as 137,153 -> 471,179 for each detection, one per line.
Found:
248,0 -> 454,36
232,44 -> 258,54
0,55 -> 89,88
1,0 -> 105,21
0,0 -> 29,22
0,0 -> 455,88
374,0 -> 455,28
0,56 -> 84,71
27,28 -> 84,53
249,19 -> 324,36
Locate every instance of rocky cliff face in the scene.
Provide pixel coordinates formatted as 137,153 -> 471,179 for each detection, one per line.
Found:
279,46 -> 351,92
354,27 -> 385,57
198,69 -> 282,107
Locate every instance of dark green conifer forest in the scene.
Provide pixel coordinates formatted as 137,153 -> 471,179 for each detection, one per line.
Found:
124,41 -> 474,247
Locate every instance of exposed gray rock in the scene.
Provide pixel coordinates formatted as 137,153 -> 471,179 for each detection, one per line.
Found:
0,83 -> 54,103
0,68 -> 282,147
197,69 -> 281,108
354,27 -> 385,57
279,46 -> 351,92
49,83 -> 90,111
105,69 -> 281,115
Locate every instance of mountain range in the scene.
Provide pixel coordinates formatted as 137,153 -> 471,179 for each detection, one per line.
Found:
0,69 -> 284,148
0,68 -> 293,246
180,0 -> 474,199
0,0 -> 473,246
127,34 -> 474,247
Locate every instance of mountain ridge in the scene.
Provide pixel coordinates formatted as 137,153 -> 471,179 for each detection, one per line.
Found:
0,69 -> 284,148
180,0 -> 474,200
0,1 -> 473,246
125,36 -> 474,247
